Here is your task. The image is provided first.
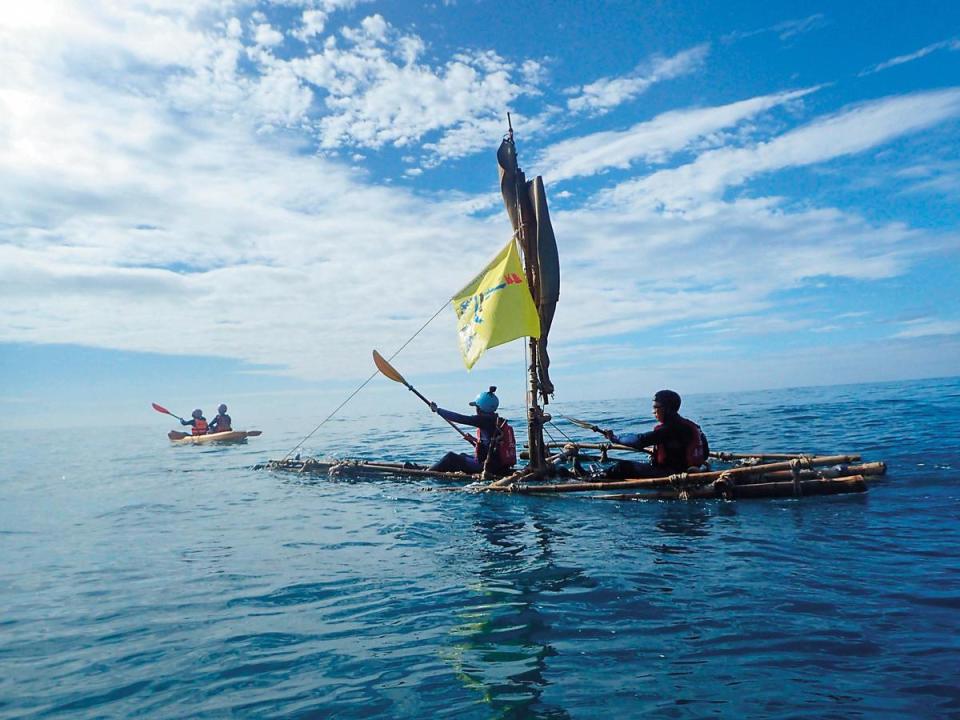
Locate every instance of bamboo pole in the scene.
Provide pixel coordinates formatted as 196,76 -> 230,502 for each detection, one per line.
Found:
257,458 -> 478,482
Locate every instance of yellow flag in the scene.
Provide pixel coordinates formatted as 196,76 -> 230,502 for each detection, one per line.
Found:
452,239 -> 541,369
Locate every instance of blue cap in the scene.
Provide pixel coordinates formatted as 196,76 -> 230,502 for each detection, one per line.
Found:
469,386 -> 499,413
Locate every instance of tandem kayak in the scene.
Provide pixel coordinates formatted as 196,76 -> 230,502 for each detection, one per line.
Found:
168,430 -> 262,445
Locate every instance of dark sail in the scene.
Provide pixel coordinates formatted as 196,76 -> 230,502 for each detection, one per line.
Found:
529,176 -> 559,397
497,136 -> 560,402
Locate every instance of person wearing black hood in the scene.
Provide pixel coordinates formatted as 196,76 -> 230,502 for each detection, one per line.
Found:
602,390 -> 709,478
209,403 -> 232,433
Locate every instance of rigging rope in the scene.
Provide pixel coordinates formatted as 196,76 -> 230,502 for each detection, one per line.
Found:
280,299 -> 451,461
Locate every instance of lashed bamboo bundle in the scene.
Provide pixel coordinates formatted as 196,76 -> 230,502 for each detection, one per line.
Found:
590,475 -> 868,501
484,455 -> 864,494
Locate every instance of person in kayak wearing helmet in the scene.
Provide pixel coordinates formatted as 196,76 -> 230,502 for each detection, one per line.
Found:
209,404 -> 232,433
180,409 -> 209,436
602,390 -> 709,478
428,387 -> 516,475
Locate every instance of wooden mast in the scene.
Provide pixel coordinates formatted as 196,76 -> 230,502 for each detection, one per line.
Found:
506,114 -> 547,472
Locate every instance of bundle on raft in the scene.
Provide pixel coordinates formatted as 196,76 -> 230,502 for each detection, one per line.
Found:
254,449 -> 887,501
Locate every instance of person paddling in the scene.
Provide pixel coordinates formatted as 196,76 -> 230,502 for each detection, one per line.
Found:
429,387 -> 516,475
602,390 -> 709,478
209,404 -> 232,433
180,409 -> 209,435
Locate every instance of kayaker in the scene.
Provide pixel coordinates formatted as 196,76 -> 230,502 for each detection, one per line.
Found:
209,404 -> 232,433
428,387 -> 516,475
602,390 -> 709,478
180,409 -> 209,435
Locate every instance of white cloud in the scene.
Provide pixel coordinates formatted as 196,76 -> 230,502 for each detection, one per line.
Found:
540,87 -> 818,182
564,44 -> 709,115
894,318 -> 960,338
253,22 -> 284,47
294,9 -> 328,40
288,22 -> 537,158
723,14 -> 828,43
861,37 -> 960,75
609,88 -> 960,210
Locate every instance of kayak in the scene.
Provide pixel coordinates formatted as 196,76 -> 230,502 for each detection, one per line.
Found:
168,430 -> 262,445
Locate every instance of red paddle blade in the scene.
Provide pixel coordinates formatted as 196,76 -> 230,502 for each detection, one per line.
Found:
152,402 -> 172,415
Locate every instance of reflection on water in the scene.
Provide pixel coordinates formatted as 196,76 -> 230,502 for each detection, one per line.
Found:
444,511 -> 575,719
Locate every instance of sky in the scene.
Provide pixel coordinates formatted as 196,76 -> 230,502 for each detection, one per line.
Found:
1,0 -> 959,431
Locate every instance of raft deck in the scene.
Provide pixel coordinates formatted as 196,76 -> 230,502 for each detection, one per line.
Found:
255,450 -> 887,501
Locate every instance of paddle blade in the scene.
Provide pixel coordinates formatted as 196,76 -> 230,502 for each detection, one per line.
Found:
560,414 -> 599,431
373,350 -> 407,385
152,402 -> 173,416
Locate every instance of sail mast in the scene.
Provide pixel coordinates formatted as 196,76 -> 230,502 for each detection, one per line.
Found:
505,114 -> 547,471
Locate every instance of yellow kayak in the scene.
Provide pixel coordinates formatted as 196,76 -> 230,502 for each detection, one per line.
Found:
168,430 -> 262,445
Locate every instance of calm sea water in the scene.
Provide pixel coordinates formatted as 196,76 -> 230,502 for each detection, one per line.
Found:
2,377 -> 959,719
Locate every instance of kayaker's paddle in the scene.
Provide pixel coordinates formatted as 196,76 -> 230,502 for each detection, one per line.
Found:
152,402 -> 186,422
372,350 -> 475,445
559,414 -> 653,455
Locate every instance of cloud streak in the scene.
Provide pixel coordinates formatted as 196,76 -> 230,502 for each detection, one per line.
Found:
609,88 -> 960,209
861,37 -> 960,75
563,45 -> 709,116
539,87 -> 818,182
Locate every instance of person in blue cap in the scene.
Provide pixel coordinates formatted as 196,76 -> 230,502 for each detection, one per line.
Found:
428,386 -> 515,474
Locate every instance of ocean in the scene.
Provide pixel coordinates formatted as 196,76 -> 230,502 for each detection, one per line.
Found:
2,376 -> 959,719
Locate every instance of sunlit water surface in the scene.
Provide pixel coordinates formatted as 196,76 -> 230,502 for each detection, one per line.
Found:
2,377 -> 959,718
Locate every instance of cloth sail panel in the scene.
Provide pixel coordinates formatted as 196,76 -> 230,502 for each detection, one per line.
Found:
452,239 -> 541,370
530,176 -> 560,398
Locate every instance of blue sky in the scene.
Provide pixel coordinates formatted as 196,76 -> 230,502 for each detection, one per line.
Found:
1,1 -> 959,430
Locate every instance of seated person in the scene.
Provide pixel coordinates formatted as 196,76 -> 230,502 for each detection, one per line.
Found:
180,409 -> 208,435
603,390 -> 709,478
209,403 -> 232,433
428,387 -> 516,475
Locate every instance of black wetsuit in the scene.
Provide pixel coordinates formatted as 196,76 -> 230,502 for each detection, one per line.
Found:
609,415 -> 703,478
209,413 -> 232,433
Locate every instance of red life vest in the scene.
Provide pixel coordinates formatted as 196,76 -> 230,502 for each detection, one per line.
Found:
653,417 -> 707,468
474,418 -> 517,469
192,418 -> 208,435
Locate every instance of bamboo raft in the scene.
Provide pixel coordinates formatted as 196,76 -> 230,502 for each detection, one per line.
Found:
255,448 -> 887,501
256,128 -> 889,503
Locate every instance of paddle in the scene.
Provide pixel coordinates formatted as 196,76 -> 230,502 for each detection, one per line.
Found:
372,350 -> 475,445
152,402 -> 186,423
558,414 -> 653,455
